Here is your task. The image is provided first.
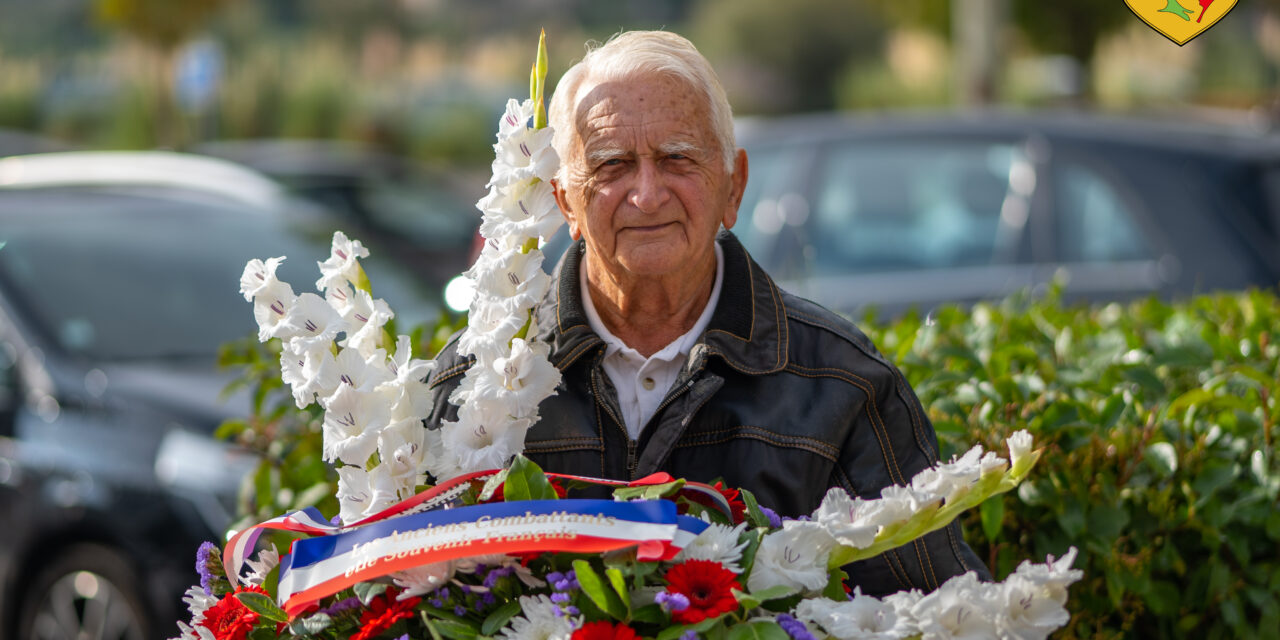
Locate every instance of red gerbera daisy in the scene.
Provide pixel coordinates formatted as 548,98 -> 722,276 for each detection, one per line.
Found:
198,585 -> 268,640
663,559 -> 742,624
572,620 -> 642,640
352,588 -> 423,640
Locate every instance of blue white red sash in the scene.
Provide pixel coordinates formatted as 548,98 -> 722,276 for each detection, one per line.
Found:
223,469 -> 725,618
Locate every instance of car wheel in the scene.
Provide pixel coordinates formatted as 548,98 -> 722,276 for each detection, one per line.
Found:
18,544 -> 150,640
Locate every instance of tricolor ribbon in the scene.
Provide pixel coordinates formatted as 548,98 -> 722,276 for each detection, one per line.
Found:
224,469 -> 728,617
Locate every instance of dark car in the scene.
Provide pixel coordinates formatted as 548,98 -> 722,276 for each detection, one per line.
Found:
0,151 -> 441,640
194,139 -> 484,298
731,111 -> 1280,318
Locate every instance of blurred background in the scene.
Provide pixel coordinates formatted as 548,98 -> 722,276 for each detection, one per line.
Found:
1,0 -> 1277,162
1,2 -> 1278,639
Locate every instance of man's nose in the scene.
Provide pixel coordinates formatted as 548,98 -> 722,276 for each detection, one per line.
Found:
629,159 -> 670,213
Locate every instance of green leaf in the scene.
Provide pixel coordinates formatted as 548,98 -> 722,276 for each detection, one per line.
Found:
214,419 -> 248,440
980,496 -> 1004,541
1145,442 -> 1178,477
1122,367 -> 1166,396
290,612 -> 333,635
726,621 -> 788,640
630,604 -> 666,624
1057,499 -> 1086,538
572,559 -> 628,620
354,581 -> 388,605
613,480 -> 686,502
481,601 -> 522,636
235,591 -> 289,623
739,488 -> 772,529
605,567 -> 630,612
656,614 -> 728,640
503,455 -> 558,501
1087,503 -> 1130,542
1146,580 -> 1181,616
431,618 -> 480,640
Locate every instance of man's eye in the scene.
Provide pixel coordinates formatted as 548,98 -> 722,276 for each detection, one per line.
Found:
601,159 -> 623,167
667,153 -> 688,161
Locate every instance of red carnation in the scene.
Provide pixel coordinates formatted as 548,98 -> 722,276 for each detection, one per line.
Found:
198,585 -> 268,640
663,559 -> 742,624
572,621 -> 642,640
352,589 -> 422,640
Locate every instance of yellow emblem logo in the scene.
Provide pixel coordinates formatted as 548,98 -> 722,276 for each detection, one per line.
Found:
1124,0 -> 1237,45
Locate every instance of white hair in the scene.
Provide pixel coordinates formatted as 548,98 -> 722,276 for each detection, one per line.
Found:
548,30 -> 736,178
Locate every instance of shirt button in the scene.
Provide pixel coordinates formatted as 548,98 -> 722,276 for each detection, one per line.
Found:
641,377 -> 655,390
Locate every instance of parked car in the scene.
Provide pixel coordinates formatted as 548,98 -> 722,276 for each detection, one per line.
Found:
194,139 -> 484,297
0,151 -> 441,640
731,111 -> 1280,319
0,128 -> 71,157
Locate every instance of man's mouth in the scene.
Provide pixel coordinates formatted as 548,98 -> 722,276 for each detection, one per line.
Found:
624,222 -> 675,233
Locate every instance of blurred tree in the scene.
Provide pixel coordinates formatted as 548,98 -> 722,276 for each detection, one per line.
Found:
95,0 -> 237,51
94,0 -> 238,146
689,0 -> 886,113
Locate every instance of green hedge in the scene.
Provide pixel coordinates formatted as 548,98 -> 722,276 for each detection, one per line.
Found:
860,287 -> 1279,639
219,288 -> 1279,639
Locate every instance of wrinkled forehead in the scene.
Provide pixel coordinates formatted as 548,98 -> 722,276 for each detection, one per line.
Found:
569,72 -> 715,152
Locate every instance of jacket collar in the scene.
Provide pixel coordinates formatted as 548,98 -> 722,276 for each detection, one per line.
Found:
536,230 -> 789,375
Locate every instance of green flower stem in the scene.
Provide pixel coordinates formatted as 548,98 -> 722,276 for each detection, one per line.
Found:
533,29 -> 548,130
828,449 -> 1042,567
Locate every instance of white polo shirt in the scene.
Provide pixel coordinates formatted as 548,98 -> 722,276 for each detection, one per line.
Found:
580,242 -> 725,440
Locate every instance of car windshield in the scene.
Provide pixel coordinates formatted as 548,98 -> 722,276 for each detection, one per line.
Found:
0,187 -> 441,361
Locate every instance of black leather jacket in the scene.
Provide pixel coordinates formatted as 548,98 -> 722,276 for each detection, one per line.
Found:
425,231 -> 991,596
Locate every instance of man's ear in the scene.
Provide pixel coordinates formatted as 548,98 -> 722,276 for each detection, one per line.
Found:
551,177 -> 581,240
722,148 -> 749,231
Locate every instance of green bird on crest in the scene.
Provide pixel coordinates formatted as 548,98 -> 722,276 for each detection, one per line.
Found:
1158,0 -> 1195,21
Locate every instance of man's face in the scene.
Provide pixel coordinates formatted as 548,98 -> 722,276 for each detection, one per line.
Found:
553,72 -> 747,280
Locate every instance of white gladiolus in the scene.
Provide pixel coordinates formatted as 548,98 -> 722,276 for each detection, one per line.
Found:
1007,429 -> 1035,476
321,385 -> 392,466
393,562 -> 456,598
478,179 -> 563,243
794,589 -> 915,640
278,292 -> 344,347
911,572 -> 1001,640
466,244 -> 552,314
811,488 -> 880,549
279,340 -> 338,409
747,521 -> 836,594
239,256 -> 286,301
458,298 -> 532,363
339,290 -> 394,357
315,231 -> 369,293
252,280 -> 296,342
377,335 -> 436,421
488,100 -> 558,189
438,403 -> 533,475
378,417 -> 428,498
331,345 -> 394,393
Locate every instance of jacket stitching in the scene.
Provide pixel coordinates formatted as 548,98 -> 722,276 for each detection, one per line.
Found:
913,538 -> 938,591
895,372 -> 937,462
525,443 -> 605,454
884,551 -> 914,590
428,361 -> 471,389
784,365 -> 906,484
945,522 -> 974,573
674,432 -> 838,463
556,339 -> 598,370
684,426 -> 839,457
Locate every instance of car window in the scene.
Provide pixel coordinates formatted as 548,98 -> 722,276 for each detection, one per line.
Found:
1053,161 -> 1152,263
0,189 -> 438,361
734,142 -> 808,266
806,140 -> 1027,275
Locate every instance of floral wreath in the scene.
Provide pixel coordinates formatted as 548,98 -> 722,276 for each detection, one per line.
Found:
178,32 -> 1082,640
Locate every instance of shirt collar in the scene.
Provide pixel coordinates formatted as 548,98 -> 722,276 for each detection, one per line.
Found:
578,242 -> 725,363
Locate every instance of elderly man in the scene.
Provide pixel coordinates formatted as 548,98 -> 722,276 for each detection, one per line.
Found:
426,30 -> 990,595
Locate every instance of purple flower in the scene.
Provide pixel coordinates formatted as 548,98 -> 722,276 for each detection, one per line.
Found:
758,505 -> 783,529
776,614 -> 817,640
680,631 -> 699,640
455,605 -> 467,617
655,591 -> 690,612
194,542 -> 219,596
318,596 -> 361,616
550,592 -> 570,604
